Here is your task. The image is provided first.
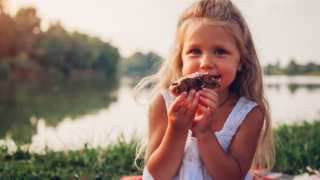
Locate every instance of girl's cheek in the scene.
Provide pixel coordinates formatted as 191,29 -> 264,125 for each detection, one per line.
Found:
182,62 -> 199,76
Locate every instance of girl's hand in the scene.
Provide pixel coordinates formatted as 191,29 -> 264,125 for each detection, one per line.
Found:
192,88 -> 219,134
168,90 -> 200,132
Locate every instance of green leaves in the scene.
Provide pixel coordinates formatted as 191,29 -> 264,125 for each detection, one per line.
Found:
273,120 -> 320,175
264,60 -> 320,76
0,7 -> 120,79
2,119 -> 319,178
120,51 -> 162,77
0,135 -> 142,179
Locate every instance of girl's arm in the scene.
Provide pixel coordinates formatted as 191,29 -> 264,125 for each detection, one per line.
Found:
146,90 -> 200,180
191,88 -> 264,179
197,106 -> 263,180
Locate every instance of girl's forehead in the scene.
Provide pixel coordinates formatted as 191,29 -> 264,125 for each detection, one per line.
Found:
182,20 -> 226,38
183,23 -> 231,42
180,19 -> 243,47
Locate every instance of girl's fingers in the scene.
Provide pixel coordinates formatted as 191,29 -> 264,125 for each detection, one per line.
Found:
199,96 -> 217,112
171,91 -> 187,112
179,90 -> 196,113
199,88 -> 218,104
196,104 -> 211,117
186,92 -> 200,115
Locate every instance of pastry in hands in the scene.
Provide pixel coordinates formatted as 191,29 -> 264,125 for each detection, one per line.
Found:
169,72 -> 221,97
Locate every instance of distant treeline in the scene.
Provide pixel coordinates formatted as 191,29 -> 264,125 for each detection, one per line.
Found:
1,5 -> 319,79
0,7 -> 120,79
264,60 -> 320,76
124,56 -> 320,78
122,56 -> 320,77
120,51 -> 162,77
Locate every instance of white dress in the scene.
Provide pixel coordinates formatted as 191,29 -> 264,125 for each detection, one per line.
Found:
143,90 -> 257,180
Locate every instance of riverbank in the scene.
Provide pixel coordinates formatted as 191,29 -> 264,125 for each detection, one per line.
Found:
1,120 -> 319,179
0,135 -> 143,179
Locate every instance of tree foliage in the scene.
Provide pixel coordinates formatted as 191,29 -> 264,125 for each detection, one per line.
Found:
264,60 -> 320,76
0,7 -> 120,78
120,51 -> 162,77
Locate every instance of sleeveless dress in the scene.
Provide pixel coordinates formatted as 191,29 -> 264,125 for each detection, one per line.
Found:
143,90 -> 258,180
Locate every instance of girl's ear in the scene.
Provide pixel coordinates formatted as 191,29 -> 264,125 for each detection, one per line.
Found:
237,61 -> 244,72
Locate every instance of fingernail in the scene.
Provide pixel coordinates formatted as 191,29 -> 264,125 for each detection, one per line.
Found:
202,88 -> 207,91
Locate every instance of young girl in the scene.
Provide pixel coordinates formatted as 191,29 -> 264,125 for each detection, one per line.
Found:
134,0 -> 275,179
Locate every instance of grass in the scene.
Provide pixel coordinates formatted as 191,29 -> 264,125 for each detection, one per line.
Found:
0,135 -> 142,180
1,120 -> 320,179
273,120 -> 320,175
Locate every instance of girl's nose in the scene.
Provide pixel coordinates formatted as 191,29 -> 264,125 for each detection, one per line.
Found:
200,54 -> 214,69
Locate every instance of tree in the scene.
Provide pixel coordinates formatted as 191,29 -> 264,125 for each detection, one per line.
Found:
0,7 -> 42,77
14,7 -> 41,54
264,61 -> 283,75
120,51 -> 162,77
33,22 -> 70,71
91,40 -> 120,75
283,60 -> 302,75
0,6 -> 120,78
304,62 -> 319,73
32,23 -> 120,76
0,12 -> 16,58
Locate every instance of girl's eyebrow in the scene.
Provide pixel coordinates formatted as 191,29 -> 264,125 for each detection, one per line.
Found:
185,42 -> 235,50
184,43 -> 200,48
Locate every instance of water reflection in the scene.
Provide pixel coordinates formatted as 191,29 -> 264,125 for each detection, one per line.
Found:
287,84 -> 320,94
266,84 -> 280,91
1,75 -> 320,150
267,83 -> 320,94
0,74 -> 119,143
264,76 -> 320,125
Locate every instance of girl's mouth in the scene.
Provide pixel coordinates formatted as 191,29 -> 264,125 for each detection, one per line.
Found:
213,76 -> 221,81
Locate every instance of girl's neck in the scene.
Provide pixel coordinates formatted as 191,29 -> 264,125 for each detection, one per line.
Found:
218,89 -> 231,107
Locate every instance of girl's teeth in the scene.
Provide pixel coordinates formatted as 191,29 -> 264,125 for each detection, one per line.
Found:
214,77 -> 222,81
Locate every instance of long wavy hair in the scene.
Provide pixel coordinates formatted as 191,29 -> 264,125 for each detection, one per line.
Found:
134,0 -> 275,178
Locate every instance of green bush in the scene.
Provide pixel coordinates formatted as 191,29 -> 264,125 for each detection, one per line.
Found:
0,135 -> 142,179
2,120 -> 320,178
273,120 -> 320,174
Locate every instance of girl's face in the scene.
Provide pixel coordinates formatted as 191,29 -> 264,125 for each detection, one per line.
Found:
181,24 -> 241,93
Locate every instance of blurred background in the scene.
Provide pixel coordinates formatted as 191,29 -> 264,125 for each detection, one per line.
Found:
0,0 -> 320,152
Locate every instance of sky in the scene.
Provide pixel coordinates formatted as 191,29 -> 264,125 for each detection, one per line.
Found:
6,0 -> 320,67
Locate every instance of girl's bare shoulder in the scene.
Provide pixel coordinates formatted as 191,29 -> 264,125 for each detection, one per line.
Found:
243,105 -> 264,129
229,94 -> 264,129
146,92 -> 169,162
149,92 -> 168,121
232,105 -> 264,146
229,104 -> 264,150
148,92 -> 169,139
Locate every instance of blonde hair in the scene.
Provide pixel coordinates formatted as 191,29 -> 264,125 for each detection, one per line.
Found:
134,0 -> 275,178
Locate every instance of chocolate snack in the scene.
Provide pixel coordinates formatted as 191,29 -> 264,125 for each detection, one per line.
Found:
169,72 -> 221,97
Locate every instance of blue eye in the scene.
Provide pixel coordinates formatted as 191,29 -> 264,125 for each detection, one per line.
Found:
215,49 -> 226,55
191,49 -> 201,55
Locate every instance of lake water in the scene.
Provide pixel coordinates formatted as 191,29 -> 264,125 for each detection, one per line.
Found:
0,75 -> 319,152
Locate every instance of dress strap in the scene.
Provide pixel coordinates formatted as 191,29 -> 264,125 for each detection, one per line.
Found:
159,90 -> 175,116
225,97 -> 258,134
216,97 -> 258,152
